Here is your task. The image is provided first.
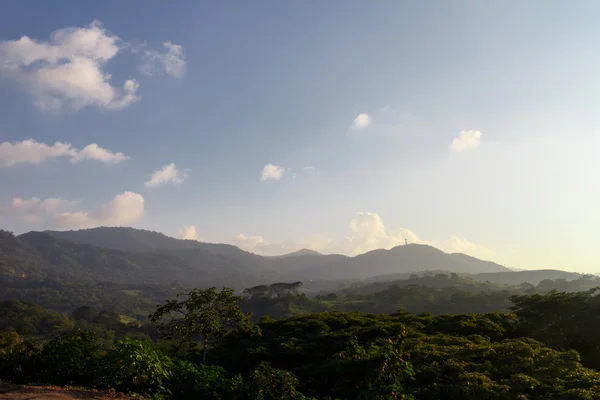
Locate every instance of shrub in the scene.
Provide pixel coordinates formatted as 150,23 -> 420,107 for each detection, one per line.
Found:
99,337 -> 173,397
0,331 -> 40,384
245,361 -> 307,400
169,359 -> 242,399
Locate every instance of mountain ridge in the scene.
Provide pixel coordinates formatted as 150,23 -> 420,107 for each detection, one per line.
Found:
41,227 -> 511,278
1,227 -> 585,292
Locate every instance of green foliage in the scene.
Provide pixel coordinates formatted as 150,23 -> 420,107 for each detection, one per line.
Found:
169,360 -> 242,399
511,289 -> 600,370
0,299 -> 75,336
36,330 -> 104,386
5,287 -> 600,399
1,280 -> 181,321
331,335 -> 414,399
244,361 -> 307,400
217,310 -> 600,399
150,287 -> 255,363
0,331 -> 40,384
99,337 -> 173,397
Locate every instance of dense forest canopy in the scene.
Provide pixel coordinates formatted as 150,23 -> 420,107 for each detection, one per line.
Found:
3,288 -> 600,399
2,228 -> 600,398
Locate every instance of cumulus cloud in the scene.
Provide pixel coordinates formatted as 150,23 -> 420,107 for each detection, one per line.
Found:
39,198 -> 80,212
8,196 -> 78,213
260,164 -> 285,181
450,130 -> 482,152
233,232 -> 333,256
46,191 -> 144,229
140,41 -> 186,78
178,225 -> 200,241
443,236 -> 495,260
144,163 -> 189,188
233,233 -> 268,250
343,212 -> 426,255
10,197 -> 41,212
70,143 -> 129,163
230,212 -> 493,260
352,113 -> 371,130
232,213 -> 421,256
0,20 -> 140,111
0,139 -> 129,167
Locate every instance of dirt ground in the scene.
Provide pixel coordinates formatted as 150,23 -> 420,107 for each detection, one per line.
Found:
0,385 -> 141,400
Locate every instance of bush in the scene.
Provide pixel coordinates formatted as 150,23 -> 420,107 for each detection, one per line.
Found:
169,359 -> 242,399
245,361 -> 307,400
0,331 -> 40,384
36,330 -> 104,386
99,337 -> 173,397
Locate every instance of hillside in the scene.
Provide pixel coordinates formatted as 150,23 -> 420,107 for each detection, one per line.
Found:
41,227 -> 512,279
288,244 -> 511,280
1,230 -> 281,290
473,269 -> 584,285
4,227 -> 578,295
273,248 -> 323,258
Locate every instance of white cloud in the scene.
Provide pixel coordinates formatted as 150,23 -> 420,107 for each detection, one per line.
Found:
233,233 -> 268,249
0,139 -> 129,167
232,232 -> 333,256
0,20 -> 140,111
352,113 -> 371,130
46,191 -> 144,229
343,212 -> 426,255
140,41 -> 186,78
70,143 -> 129,164
443,236 -> 495,260
0,140 -> 75,166
232,214 -> 419,257
178,225 -> 200,241
144,163 -> 189,188
230,212 -> 494,260
451,130 -> 482,152
303,166 -> 316,172
11,197 -> 41,212
5,196 -> 79,215
260,164 -> 285,181
39,198 -> 79,212
232,213 -> 420,256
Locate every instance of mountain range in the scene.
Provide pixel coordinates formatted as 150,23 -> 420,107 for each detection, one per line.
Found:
0,227 -> 583,290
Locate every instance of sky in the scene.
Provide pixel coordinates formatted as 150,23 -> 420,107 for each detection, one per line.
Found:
0,1 -> 599,272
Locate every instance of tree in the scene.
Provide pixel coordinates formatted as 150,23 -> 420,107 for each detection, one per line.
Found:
36,330 -> 103,387
100,337 -> 173,397
149,287 -> 255,364
270,282 -> 303,298
243,285 -> 274,299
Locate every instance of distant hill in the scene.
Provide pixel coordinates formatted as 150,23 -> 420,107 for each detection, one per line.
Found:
472,269 -> 583,286
0,227 -> 527,290
274,249 -> 323,258
45,227 -> 247,257
43,227 -> 512,279
448,253 -> 510,274
287,244 -> 511,280
0,230 -> 281,290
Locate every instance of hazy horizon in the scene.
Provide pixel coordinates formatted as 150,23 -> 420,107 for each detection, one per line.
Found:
1,1 -> 599,273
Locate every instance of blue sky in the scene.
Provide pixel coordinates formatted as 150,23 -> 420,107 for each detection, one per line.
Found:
1,1 -> 599,271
